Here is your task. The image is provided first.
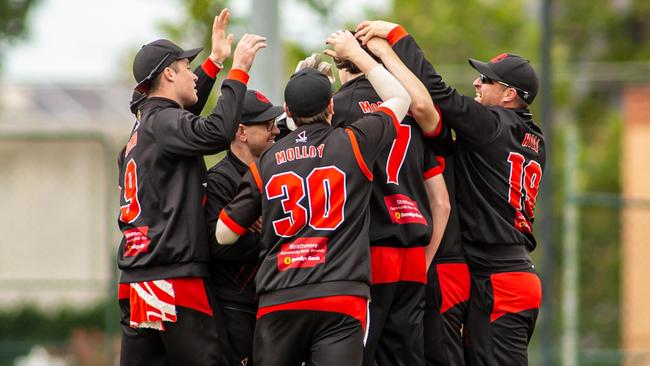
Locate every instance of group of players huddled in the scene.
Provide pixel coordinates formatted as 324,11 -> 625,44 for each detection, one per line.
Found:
117,7 -> 545,366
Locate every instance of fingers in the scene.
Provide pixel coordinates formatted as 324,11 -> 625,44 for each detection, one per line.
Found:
226,33 -> 234,45
355,21 -> 370,33
215,8 -> 229,31
323,49 -> 338,58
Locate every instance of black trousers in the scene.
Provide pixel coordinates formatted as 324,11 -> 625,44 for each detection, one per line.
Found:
424,262 -> 470,366
119,279 -> 233,366
219,302 -> 257,366
362,281 -> 426,366
463,262 -> 542,366
254,310 -> 365,366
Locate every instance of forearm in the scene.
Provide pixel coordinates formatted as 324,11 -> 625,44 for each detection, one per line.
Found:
366,65 -> 411,121
216,219 -> 240,245
187,58 -> 222,115
424,175 -> 450,270
375,45 -> 439,135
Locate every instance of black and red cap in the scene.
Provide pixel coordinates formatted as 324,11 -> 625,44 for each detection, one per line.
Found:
468,53 -> 539,104
284,68 -> 333,118
241,90 -> 284,125
133,39 -> 203,93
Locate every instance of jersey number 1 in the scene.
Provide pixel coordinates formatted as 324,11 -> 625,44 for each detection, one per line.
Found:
507,152 -> 542,218
266,166 -> 346,237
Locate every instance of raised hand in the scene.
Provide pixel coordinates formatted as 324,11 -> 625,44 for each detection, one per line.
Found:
365,37 -> 391,58
210,8 -> 235,64
324,30 -> 363,62
232,33 -> 267,72
295,53 -> 335,83
355,20 -> 399,45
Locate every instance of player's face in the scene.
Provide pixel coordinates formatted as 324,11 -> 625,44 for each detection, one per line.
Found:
473,74 -> 508,107
173,59 -> 199,107
245,119 -> 280,157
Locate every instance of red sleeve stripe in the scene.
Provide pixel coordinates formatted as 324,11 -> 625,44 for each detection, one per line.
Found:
387,25 -> 408,46
345,129 -> 373,181
377,106 -> 401,132
249,162 -> 263,192
423,105 -> 443,138
201,58 -> 222,79
219,209 -> 247,236
227,69 -> 250,85
423,156 -> 446,179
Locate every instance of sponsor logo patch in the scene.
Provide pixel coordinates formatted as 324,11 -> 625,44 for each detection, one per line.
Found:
277,237 -> 327,271
124,226 -> 151,257
384,194 -> 427,225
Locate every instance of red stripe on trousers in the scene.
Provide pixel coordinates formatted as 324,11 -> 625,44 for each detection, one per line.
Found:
437,263 -> 470,314
257,295 -> 368,331
490,272 -> 542,322
370,246 -> 427,284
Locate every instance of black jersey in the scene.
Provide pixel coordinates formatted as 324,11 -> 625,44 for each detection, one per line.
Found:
205,151 -> 259,308
390,29 -> 546,256
220,109 -> 398,307
331,76 -> 442,248
116,68 -> 249,283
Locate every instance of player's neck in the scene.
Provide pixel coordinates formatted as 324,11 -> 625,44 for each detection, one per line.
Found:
230,142 -> 256,166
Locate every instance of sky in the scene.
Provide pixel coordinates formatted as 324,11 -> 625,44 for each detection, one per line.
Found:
2,0 -> 390,84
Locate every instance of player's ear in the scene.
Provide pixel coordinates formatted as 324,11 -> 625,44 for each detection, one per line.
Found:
236,124 -> 247,141
503,87 -> 517,103
283,103 -> 292,118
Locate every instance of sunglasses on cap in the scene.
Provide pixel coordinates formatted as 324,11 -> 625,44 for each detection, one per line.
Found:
479,74 -> 530,100
134,53 -> 173,94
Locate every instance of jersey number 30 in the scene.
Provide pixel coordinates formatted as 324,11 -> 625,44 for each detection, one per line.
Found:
507,152 -> 542,218
266,166 -> 346,237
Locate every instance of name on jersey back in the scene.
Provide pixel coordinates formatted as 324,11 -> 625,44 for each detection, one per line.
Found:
275,144 -> 325,165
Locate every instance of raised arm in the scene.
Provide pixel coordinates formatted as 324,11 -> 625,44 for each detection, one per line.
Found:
186,8 -> 234,115
365,37 -> 440,136
325,30 -> 411,121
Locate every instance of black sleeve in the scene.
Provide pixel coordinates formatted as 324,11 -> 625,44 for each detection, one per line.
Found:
392,33 -> 502,148
185,60 -> 218,116
422,143 -> 442,176
424,122 -> 455,157
221,168 -> 263,236
155,78 -> 246,156
206,168 -> 260,261
347,108 -> 398,168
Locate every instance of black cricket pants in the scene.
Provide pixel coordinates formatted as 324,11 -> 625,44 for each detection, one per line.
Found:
363,246 -> 427,366
463,261 -> 542,366
254,308 -> 365,366
424,261 -> 470,366
119,278 -> 233,366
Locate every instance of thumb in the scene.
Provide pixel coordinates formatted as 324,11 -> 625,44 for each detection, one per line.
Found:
323,49 -> 338,59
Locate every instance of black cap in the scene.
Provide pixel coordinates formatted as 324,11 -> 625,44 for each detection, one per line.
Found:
468,53 -> 539,104
241,90 -> 284,124
284,68 -> 333,118
133,39 -> 203,93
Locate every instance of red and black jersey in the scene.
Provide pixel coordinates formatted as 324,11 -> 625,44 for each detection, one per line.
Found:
331,76 -> 442,248
390,28 -> 546,257
220,110 -> 398,307
205,150 -> 259,309
116,66 -> 249,283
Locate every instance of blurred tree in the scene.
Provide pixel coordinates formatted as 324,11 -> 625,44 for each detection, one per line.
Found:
0,0 -> 40,70
0,0 -> 39,43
